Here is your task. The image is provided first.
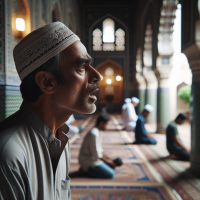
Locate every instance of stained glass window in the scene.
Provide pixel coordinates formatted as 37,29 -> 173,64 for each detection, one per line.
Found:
103,18 -> 115,43
115,28 -> 125,51
92,19 -> 125,51
93,28 -> 102,51
105,67 -> 114,76
105,86 -> 114,95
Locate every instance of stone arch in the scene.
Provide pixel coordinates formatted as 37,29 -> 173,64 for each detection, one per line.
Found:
11,0 -> 31,74
88,13 -> 129,54
52,2 -> 62,22
12,0 -> 31,39
177,82 -> 190,115
96,59 -> 123,104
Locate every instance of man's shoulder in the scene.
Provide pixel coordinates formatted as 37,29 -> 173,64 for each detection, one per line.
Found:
167,121 -> 177,129
0,110 -> 25,159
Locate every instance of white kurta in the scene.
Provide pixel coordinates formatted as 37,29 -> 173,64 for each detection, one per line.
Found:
79,128 -> 103,172
122,103 -> 138,131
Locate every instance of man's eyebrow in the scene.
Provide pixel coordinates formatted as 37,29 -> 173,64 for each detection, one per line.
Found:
78,57 -> 94,64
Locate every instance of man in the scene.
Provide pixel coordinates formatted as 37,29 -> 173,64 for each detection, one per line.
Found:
134,104 -> 157,144
122,97 -> 139,131
77,114 -> 123,179
166,113 -> 190,161
0,22 -> 101,200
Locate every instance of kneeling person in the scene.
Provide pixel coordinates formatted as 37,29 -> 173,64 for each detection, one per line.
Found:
79,114 -> 122,178
134,104 -> 157,145
166,113 -> 190,161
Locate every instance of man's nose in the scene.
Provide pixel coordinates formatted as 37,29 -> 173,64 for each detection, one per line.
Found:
88,66 -> 102,83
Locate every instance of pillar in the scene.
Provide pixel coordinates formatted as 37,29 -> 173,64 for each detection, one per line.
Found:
183,19 -> 200,174
143,67 -> 157,123
154,56 -> 172,133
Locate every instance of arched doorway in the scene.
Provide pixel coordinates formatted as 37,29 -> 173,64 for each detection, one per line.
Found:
96,59 -> 123,104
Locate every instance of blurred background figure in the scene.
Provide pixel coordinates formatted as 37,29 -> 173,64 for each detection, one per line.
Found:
101,104 -> 109,116
134,104 -> 157,145
70,114 -> 123,179
65,115 -> 83,134
122,98 -> 138,131
166,113 -> 190,161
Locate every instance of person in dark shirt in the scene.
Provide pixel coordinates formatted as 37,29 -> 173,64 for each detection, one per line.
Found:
166,113 -> 190,161
134,104 -> 157,145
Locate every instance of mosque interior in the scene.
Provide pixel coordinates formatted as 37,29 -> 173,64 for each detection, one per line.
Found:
0,0 -> 200,199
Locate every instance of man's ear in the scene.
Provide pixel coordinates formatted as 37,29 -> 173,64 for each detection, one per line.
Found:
35,71 -> 57,94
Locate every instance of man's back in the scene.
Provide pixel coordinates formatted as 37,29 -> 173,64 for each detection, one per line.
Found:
166,121 -> 182,154
135,115 -> 148,140
79,127 -> 103,172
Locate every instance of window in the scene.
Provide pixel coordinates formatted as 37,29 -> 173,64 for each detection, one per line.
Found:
115,28 -> 125,51
103,18 -> 115,42
93,28 -> 102,51
92,18 -> 125,51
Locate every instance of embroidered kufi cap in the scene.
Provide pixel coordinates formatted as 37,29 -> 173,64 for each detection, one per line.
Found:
124,98 -> 131,103
131,97 -> 140,104
144,104 -> 154,112
13,22 -> 80,81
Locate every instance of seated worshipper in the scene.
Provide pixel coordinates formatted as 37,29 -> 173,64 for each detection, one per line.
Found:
134,104 -> 157,145
75,114 -> 123,179
166,113 -> 190,161
101,104 -> 108,116
65,114 -> 83,134
0,22 -> 102,200
122,98 -> 138,131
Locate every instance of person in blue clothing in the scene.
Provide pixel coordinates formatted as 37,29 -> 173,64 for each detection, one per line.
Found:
134,104 -> 157,145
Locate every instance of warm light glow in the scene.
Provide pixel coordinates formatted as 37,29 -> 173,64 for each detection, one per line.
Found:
106,79 -> 112,84
16,18 -> 25,31
116,75 -> 121,81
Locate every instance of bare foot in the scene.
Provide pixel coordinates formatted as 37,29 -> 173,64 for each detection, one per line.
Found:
167,154 -> 179,160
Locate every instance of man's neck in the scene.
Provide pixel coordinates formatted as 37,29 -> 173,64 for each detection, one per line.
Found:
28,97 -> 73,136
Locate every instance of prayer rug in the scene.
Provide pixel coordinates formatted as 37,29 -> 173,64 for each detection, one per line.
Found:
70,185 -> 175,200
69,162 -> 158,183
138,145 -> 200,200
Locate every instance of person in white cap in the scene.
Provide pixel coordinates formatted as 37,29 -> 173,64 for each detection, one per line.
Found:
134,104 -> 157,144
121,98 -> 138,131
64,115 -> 83,134
0,22 -> 101,200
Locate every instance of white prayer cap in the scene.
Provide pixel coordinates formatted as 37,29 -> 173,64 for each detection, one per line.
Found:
124,98 -> 131,103
132,97 -> 140,104
13,22 -> 80,81
144,104 -> 154,112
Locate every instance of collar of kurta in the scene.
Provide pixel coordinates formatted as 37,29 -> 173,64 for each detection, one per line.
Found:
19,101 -> 69,151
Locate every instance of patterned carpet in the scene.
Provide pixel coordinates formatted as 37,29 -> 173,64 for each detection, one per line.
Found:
69,114 -> 198,200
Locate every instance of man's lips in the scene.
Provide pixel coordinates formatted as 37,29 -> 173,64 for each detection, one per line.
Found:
89,89 -> 99,100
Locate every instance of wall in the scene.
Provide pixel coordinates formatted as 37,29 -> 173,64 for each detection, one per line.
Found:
0,0 -> 81,121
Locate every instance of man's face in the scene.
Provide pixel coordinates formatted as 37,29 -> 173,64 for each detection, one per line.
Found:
132,102 -> 138,107
52,41 -> 101,114
178,119 -> 187,125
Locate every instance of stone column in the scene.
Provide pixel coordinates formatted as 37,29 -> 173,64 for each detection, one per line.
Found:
135,48 -> 146,114
143,67 -> 158,123
154,56 -> 172,133
135,72 -> 146,114
183,19 -> 200,174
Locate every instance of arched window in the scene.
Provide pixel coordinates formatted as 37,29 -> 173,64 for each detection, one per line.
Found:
103,18 -> 115,42
93,29 -> 102,51
115,28 -> 125,51
92,18 -> 125,51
